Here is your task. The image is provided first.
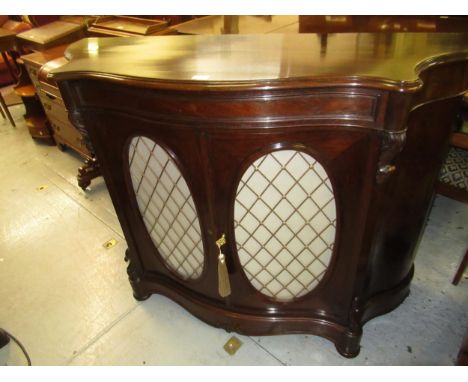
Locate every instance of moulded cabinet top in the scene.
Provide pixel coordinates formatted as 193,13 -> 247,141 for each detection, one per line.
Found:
50,33 -> 468,92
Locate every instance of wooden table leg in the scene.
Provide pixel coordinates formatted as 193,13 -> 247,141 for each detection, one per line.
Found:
0,90 -> 15,127
0,101 -> 6,119
1,51 -> 18,83
452,249 -> 468,286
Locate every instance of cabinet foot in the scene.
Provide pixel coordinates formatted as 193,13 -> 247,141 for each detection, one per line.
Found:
77,157 -> 101,190
126,248 -> 151,302
133,292 -> 151,301
335,337 -> 361,358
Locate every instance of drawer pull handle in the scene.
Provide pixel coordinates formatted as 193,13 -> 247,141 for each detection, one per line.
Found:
216,233 -> 231,298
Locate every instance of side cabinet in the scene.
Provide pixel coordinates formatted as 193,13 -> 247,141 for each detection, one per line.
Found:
59,80 -> 407,357
50,32 -> 468,359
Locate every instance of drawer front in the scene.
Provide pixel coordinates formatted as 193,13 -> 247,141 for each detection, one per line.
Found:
74,83 -> 387,130
24,62 -> 41,87
39,92 -> 69,125
38,82 -> 62,99
49,116 -> 91,158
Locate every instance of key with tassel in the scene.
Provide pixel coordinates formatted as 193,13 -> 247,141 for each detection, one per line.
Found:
216,233 -> 231,298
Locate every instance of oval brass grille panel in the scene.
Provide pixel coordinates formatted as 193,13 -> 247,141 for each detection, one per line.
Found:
128,136 -> 204,280
234,150 -> 336,301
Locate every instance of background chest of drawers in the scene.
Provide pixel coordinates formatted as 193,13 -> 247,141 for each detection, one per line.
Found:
22,46 -> 89,157
21,46 -> 100,189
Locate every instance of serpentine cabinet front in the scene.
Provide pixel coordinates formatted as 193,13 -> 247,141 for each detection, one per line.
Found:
57,78 -> 402,357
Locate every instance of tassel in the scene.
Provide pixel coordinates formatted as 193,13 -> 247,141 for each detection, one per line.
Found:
216,234 -> 231,298
218,253 -> 231,297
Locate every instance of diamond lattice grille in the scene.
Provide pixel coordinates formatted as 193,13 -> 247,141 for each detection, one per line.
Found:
234,150 -> 336,301
128,136 -> 204,280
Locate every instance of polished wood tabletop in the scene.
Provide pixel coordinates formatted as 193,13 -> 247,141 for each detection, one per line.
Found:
175,15 -> 468,35
16,20 -> 85,51
175,15 -> 298,35
51,33 -> 468,92
17,21 -> 83,45
21,44 -> 68,67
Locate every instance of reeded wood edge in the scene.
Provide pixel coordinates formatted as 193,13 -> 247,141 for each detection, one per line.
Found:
49,50 -> 468,94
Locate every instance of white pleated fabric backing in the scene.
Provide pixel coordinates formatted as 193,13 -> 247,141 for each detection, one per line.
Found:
129,136 -> 204,280
235,150 -> 336,301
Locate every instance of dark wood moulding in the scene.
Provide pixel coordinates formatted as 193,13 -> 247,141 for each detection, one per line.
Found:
50,33 -> 468,358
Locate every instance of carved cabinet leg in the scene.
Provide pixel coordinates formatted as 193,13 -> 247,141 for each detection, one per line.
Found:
125,249 -> 151,301
335,331 -> 362,358
77,157 -> 101,190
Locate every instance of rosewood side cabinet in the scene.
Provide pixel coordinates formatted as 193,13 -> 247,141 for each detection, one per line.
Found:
50,33 -> 468,357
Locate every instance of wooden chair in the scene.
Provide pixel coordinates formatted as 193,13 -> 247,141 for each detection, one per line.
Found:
436,91 -> 468,203
0,17 -> 32,85
436,93 -> 468,285
457,332 -> 468,365
436,130 -> 468,204
0,17 -> 33,127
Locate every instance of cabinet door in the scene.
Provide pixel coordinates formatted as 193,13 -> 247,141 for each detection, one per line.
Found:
76,109 -> 214,289
123,126 -> 216,290
234,148 -> 336,302
128,135 -> 206,281
204,125 -> 380,322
